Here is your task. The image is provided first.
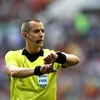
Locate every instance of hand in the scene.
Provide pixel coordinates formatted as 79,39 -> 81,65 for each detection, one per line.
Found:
40,64 -> 56,74
43,52 -> 58,64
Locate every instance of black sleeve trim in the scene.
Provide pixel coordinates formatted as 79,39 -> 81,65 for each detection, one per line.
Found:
34,66 -> 44,76
62,64 -> 66,68
55,52 -> 66,64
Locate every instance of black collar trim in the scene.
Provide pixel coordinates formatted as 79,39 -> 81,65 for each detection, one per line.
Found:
22,48 -> 44,62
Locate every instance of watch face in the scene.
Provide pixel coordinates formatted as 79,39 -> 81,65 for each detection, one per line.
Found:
38,74 -> 48,88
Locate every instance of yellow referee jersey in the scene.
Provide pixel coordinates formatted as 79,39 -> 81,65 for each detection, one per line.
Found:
5,49 -> 62,100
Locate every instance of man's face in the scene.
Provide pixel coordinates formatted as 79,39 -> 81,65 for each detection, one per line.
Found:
26,21 -> 45,48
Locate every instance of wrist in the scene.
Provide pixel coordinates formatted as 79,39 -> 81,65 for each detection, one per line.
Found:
34,66 -> 44,76
55,52 -> 66,64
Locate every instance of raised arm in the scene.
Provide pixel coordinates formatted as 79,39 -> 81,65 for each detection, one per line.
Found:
43,51 -> 80,68
6,63 -> 55,78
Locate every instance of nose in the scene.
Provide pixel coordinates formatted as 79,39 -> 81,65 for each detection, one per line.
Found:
39,30 -> 44,37
39,33 -> 44,38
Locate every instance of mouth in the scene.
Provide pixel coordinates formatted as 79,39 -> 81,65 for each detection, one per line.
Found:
36,40 -> 43,43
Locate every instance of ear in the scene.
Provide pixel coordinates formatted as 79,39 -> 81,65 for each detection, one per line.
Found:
22,32 -> 26,37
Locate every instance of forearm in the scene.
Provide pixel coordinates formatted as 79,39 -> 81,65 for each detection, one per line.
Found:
43,51 -> 80,67
7,64 -> 34,78
62,54 -> 80,67
6,64 -> 55,78
55,52 -> 80,68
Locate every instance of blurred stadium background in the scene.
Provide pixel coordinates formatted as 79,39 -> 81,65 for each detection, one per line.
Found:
0,0 -> 100,100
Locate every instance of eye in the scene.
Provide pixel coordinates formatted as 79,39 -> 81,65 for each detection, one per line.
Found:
33,29 -> 45,33
33,29 -> 40,33
41,29 -> 44,33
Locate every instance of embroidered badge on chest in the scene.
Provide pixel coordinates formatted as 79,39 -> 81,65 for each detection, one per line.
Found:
38,74 -> 48,88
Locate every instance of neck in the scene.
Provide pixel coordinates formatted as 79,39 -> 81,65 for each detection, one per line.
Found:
25,46 -> 41,54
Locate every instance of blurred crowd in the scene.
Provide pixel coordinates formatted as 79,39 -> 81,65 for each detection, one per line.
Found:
0,0 -> 100,100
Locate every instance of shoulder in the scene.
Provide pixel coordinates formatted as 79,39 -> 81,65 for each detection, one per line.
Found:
43,49 -> 55,53
43,49 -> 56,57
5,49 -> 23,58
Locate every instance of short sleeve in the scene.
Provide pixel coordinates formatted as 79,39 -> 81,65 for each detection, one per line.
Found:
5,51 -> 19,68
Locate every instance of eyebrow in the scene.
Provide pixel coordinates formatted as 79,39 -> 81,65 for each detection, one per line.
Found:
33,29 -> 44,33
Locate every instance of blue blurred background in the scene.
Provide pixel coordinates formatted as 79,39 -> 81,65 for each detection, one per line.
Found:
0,0 -> 100,100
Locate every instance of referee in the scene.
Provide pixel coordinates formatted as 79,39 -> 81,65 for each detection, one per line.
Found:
5,18 -> 80,100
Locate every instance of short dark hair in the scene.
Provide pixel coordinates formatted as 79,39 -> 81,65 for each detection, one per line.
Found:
21,18 -> 42,33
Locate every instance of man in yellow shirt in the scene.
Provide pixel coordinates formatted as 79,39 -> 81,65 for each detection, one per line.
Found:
5,18 -> 80,100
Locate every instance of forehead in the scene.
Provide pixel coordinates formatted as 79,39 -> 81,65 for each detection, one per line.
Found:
29,21 -> 44,29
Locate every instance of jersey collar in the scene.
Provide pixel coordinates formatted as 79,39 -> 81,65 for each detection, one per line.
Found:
22,48 -> 44,62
